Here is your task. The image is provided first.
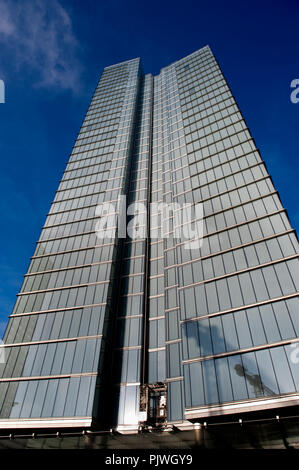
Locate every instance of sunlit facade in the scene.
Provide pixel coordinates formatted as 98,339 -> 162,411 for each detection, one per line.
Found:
0,46 -> 298,434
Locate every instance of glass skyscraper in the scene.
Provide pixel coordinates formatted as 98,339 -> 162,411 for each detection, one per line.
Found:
0,45 -> 298,435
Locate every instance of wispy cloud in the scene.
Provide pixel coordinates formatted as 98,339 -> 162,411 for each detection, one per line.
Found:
0,0 -> 82,92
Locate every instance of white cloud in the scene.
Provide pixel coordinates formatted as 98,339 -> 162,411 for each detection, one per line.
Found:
0,1 -> 15,36
0,0 -> 82,92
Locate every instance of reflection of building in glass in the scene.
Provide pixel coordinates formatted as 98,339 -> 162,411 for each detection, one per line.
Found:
0,46 -> 298,435
234,364 -> 276,397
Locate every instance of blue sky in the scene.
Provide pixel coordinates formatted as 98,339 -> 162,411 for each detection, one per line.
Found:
0,0 -> 298,337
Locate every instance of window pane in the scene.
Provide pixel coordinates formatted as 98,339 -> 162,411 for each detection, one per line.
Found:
202,360 -> 218,404
270,347 -> 295,394
215,357 -> 233,403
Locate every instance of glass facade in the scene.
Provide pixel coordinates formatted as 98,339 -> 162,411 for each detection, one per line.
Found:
0,46 -> 298,432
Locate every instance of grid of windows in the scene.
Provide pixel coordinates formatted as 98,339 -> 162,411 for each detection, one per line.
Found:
173,48 -> 299,420
113,75 -> 153,427
0,58 -> 143,424
0,47 -> 298,430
